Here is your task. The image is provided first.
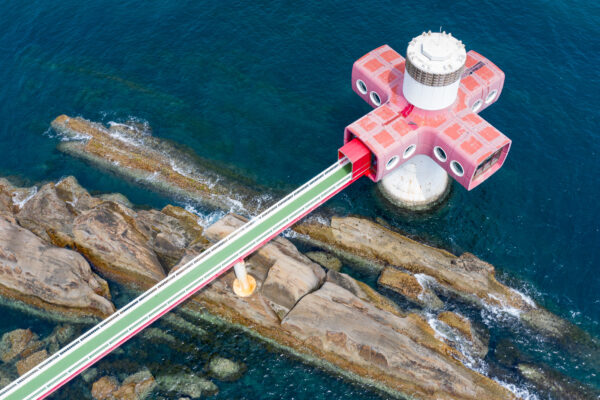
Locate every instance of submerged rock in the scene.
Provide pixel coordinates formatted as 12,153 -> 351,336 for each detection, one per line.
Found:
206,356 -> 246,382
91,376 -> 119,400
0,214 -> 115,320
114,369 -> 156,400
517,363 -> 600,400
15,349 -> 47,376
92,370 -> 156,400
156,372 -> 218,398
0,329 -> 38,363
305,251 -> 342,271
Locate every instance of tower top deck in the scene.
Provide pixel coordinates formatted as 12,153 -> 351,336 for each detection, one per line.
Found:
406,31 -> 466,76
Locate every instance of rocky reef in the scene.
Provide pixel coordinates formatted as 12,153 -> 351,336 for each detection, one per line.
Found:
0,114 -> 594,398
51,115 -> 270,214
0,175 -> 518,399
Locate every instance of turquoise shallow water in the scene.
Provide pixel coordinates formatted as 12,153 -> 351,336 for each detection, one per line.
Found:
0,0 -> 599,398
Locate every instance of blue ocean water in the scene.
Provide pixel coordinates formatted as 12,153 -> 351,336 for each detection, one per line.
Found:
0,0 -> 599,398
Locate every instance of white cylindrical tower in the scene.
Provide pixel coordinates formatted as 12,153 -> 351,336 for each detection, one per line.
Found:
402,31 -> 466,110
378,154 -> 451,210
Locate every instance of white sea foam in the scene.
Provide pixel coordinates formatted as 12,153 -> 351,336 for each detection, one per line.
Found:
11,186 -> 37,209
482,294 -> 524,323
494,379 -> 540,400
303,214 -> 331,226
106,122 -> 146,148
414,273 -> 436,300
511,288 -> 537,308
426,313 -> 481,370
58,129 -> 92,142
427,314 -> 539,399
184,205 -> 226,229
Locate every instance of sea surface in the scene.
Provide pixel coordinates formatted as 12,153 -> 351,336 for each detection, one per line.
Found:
0,0 -> 599,398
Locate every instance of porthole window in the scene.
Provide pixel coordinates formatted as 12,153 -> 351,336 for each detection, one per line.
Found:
403,144 -> 416,159
434,146 -> 447,162
356,79 -> 368,95
485,89 -> 498,104
450,160 -> 464,177
370,91 -> 381,107
386,155 -> 399,170
472,99 -> 483,113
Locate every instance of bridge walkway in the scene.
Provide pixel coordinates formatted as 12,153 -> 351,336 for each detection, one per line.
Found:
0,158 -> 356,400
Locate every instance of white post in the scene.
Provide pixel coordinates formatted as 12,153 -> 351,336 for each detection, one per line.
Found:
232,260 -> 256,297
234,261 -> 249,292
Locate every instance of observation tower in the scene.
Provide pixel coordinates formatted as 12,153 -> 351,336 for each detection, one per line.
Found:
339,31 -> 510,209
0,31 -> 512,400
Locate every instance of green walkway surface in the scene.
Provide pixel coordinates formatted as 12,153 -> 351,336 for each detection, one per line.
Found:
0,160 -> 353,400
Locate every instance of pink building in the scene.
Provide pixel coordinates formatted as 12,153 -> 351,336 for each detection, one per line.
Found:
339,31 -> 511,191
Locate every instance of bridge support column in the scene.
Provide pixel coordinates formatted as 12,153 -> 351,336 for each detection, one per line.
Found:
233,260 -> 256,297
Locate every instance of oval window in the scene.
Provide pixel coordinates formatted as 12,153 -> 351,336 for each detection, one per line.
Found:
386,155 -> 399,170
450,160 -> 464,176
370,91 -> 381,107
434,146 -> 447,162
472,99 -> 483,113
485,89 -> 498,104
403,144 -> 416,159
356,79 -> 368,95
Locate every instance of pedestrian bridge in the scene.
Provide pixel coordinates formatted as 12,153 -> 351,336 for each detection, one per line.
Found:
0,156 -> 366,400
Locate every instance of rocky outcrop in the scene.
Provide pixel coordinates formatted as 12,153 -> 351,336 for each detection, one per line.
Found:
295,216 -> 600,364
281,282 -> 508,399
325,269 -> 404,318
296,216 -> 533,312
0,214 -> 115,320
184,213 -> 514,400
72,202 -> 166,289
51,115 -> 266,214
40,115 -> 597,398
437,311 -> 489,359
7,177 -> 208,291
203,214 -> 326,319
92,370 -> 156,400
16,182 -> 79,246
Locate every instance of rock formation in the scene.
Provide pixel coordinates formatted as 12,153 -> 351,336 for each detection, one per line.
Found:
0,213 -> 114,320
185,213 -> 514,400
0,166 -> 595,398
51,115 -> 268,214
296,216 -> 531,311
